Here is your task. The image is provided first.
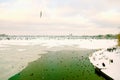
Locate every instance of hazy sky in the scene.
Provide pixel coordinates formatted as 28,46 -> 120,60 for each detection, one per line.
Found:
0,0 -> 120,35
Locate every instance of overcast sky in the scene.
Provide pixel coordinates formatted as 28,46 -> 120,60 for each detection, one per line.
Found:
0,0 -> 120,35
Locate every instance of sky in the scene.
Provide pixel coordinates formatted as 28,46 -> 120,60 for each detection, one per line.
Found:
0,0 -> 120,35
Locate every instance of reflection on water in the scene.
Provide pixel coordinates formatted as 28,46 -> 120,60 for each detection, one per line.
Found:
9,50 -> 105,80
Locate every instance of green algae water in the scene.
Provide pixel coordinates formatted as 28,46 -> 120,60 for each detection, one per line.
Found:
9,50 -> 105,80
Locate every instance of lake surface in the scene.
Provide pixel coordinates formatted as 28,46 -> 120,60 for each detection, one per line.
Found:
0,39 -> 116,80
9,49 -> 105,80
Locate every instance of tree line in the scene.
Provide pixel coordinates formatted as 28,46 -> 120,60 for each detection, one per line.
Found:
0,34 -> 119,39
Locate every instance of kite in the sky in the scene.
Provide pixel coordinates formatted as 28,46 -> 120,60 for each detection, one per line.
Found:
40,11 -> 42,18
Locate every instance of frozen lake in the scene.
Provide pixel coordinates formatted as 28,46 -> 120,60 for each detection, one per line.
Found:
0,39 -> 117,80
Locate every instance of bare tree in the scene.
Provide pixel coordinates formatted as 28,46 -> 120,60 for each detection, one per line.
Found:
117,33 -> 120,46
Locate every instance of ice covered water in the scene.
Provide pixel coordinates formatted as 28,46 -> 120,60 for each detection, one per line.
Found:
0,39 -> 117,80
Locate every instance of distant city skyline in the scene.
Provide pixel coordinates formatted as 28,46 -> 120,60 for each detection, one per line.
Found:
0,0 -> 120,35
